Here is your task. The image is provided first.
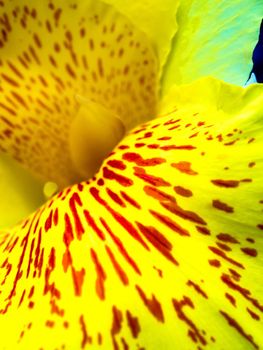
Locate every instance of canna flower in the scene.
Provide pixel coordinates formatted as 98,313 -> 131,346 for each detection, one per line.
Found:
0,1 -> 263,349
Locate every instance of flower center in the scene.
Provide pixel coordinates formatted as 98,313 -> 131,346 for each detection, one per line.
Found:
69,96 -> 125,181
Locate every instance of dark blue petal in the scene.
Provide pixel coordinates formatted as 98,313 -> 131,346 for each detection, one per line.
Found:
249,19 -> 263,83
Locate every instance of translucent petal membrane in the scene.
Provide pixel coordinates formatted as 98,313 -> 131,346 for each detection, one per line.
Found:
0,0 -> 158,187
0,152 -> 44,229
1,78 -> 263,349
103,0 -> 180,72
161,0 -> 263,94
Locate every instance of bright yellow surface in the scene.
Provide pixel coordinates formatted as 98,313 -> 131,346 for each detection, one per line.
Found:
0,0 -> 263,349
0,78 -> 262,349
103,0 -> 180,72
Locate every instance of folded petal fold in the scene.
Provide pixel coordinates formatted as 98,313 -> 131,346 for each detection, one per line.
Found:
161,0 -> 263,94
103,0 -> 180,73
0,153 -> 44,229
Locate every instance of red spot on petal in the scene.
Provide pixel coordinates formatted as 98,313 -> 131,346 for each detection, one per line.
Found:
69,192 -> 84,240
122,152 -> 165,166
62,249 -> 72,273
79,315 -> 92,348
63,213 -> 74,247
105,245 -> 129,286
111,306 -> 123,335
161,145 -> 196,151
107,159 -> 126,170
103,167 -> 133,187
187,280 -> 208,299
150,210 -> 190,236
120,191 -> 141,209
225,293 -> 236,307
106,188 -> 126,207
241,247 -> 258,257
212,200 -> 234,213
172,296 -> 207,345
208,259 -> 221,267
126,310 -> 141,338
217,233 -> 239,244
196,226 -> 211,235
209,247 -> 244,269
221,274 -> 263,312
247,308 -> 260,321
174,186 -> 193,197
136,285 -> 164,322
90,248 -> 106,300
134,167 -> 170,186
220,310 -> 259,349
211,179 -> 239,188
171,161 -> 198,175
44,210 -> 53,232
136,222 -> 178,265
71,267 -> 85,296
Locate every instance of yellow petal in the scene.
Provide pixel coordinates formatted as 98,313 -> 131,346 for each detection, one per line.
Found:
103,0 -> 180,72
0,0 -> 158,187
1,77 -> 262,349
0,153 -> 44,229
161,1 -> 263,94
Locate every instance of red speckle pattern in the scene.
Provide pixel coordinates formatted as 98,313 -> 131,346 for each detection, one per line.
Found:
0,0 -> 158,186
0,89 -> 262,349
